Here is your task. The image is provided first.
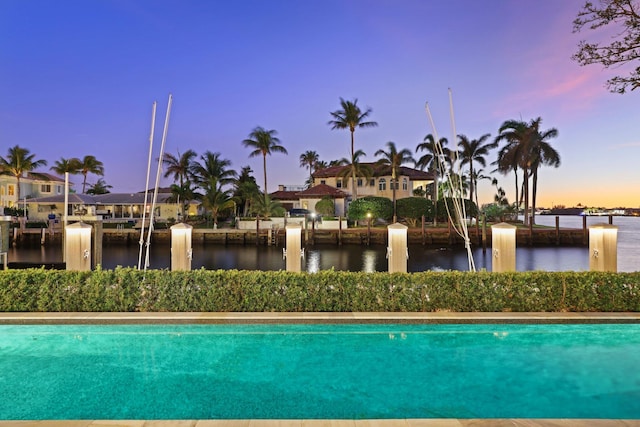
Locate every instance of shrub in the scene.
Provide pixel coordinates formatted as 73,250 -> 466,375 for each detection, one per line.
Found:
0,269 -> 637,313
396,197 -> 434,226
347,196 -> 393,221
436,198 -> 478,221
314,197 -> 335,216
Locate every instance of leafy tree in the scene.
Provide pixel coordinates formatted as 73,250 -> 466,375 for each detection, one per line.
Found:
572,0 -> 640,93
242,126 -> 288,206
328,98 -> 378,199
0,145 -> 48,200
50,157 -> 81,176
315,197 -> 335,216
457,133 -> 495,207
347,196 -> 393,222
78,155 -> 104,194
396,197 -> 434,226
436,198 -> 478,223
86,178 -> 112,195
375,141 -> 414,223
299,150 -> 319,188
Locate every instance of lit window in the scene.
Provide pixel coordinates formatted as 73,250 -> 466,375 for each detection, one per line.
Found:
8,185 -> 14,196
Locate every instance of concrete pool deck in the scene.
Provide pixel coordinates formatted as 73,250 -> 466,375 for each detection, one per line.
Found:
1,312 -> 638,426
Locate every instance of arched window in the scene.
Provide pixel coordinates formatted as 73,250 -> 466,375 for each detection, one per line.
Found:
378,178 -> 386,191
402,178 -> 408,190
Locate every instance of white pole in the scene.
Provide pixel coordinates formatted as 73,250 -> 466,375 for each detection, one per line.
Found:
144,94 -> 173,271
138,101 -> 157,270
63,172 -> 69,262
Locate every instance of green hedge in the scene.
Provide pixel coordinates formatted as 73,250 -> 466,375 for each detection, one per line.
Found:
0,268 -> 639,312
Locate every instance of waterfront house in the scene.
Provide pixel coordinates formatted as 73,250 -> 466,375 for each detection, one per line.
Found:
271,183 -> 348,216
0,172 -> 66,210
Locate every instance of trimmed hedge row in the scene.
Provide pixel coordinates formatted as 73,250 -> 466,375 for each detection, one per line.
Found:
0,268 -> 638,312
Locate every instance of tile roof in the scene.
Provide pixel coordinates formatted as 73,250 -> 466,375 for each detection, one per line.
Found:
270,184 -> 348,200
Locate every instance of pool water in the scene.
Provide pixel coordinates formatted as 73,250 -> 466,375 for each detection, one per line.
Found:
0,323 -> 639,419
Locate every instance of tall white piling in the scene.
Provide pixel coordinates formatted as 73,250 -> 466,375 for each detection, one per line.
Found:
65,222 -> 92,271
285,224 -> 302,272
387,223 -> 408,273
170,222 -> 193,271
491,222 -> 516,272
589,223 -> 618,272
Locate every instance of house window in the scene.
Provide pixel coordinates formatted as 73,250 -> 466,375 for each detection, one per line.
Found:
336,179 -> 342,188
369,178 -> 375,186
357,178 -> 363,187
320,180 -> 326,185
402,178 -> 408,190
41,184 -> 52,193
8,185 -> 14,196
378,178 -> 386,191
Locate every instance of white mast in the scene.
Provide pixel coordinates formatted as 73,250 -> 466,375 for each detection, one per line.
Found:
138,101 -> 157,270
143,94 -> 173,271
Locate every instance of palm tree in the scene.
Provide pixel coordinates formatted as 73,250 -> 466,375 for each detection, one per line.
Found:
163,149 -> 197,189
78,155 -> 104,194
299,150 -> 319,188
0,145 -> 48,201
495,118 -> 559,225
527,118 -> 560,225
200,177 -> 235,228
415,134 -> 451,201
495,120 -> 531,223
86,178 -> 113,195
375,141 -> 414,223
167,182 -> 199,219
233,166 -> 260,216
328,98 -> 378,199
242,126 -> 288,206
250,194 -> 284,218
336,149 -> 373,193
191,151 -> 237,188
50,157 -> 81,176
457,133 -> 496,207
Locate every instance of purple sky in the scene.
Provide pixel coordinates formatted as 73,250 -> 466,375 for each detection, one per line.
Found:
1,0 -> 639,208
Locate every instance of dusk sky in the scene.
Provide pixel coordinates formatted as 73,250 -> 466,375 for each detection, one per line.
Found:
1,0 -> 639,208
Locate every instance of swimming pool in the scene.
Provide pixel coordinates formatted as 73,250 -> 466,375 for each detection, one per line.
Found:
1,323 -> 639,420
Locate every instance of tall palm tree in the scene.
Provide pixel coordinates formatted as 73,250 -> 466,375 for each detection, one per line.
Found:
336,150 -> 373,192
527,118 -> 560,225
375,141 -> 414,223
457,133 -> 496,207
242,126 -> 288,206
50,157 -> 81,176
233,166 -> 260,216
0,145 -> 48,201
495,119 -> 531,223
191,151 -> 237,188
78,155 -> 104,194
163,149 -> 197,189
328,98 -> 378,199
416,134 -> 451,201
299,150 -> 319,188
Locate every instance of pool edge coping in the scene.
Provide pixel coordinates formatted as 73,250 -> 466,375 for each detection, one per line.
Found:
0,311 -> 639,324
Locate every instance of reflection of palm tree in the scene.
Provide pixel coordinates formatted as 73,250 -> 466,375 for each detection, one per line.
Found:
299,150 -> 319,188
0,145 -> 48,201
375,141 -> 414,223
78,155 -> 104,194
242,127 -> 288,206
328,98 -> 378,199
457,133 -> 496,207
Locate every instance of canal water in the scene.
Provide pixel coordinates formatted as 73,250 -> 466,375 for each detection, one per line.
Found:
5,216 -> 639,273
